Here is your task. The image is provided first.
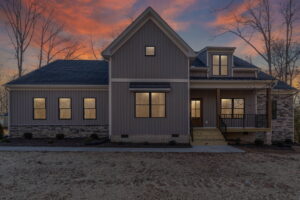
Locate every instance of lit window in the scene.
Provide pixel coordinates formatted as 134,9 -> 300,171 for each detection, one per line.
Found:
221,98 -> 244,118
191,100 -> 201,118
59,98 -> 71,120
145,46 -> 155,56
212,55 -> 228,76
135,92 -> 165,118
84,98 -> 96,119
33,98 -> 46,120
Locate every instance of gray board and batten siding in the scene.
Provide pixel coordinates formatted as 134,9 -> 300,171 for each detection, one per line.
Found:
10,89 -> 108,126
110,19 -> 190,140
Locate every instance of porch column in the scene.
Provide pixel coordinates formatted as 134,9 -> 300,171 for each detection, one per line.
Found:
216,88 -> 220,128
266,88 -> 272,128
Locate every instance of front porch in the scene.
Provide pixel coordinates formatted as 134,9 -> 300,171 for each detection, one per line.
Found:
190,88 -> 272,145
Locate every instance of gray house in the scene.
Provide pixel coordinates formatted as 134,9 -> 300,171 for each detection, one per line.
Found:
5,7 -> 296,145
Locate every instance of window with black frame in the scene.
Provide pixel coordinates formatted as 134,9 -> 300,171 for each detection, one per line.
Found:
84,98 -> 96,119
33,98 -> 46,120
212,55 -> 228,76
221,98 -> 244,118
59,98 -> 71,120
135,92 -> 165,118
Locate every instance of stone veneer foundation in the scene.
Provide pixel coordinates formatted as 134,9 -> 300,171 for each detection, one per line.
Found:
9,125 -> 108,138
110,134 -> 190,144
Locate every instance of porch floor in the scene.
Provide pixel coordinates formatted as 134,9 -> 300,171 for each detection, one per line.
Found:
226,127 -> 271,132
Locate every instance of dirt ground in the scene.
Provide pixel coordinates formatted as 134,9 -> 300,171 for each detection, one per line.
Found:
0,151 -> 299,200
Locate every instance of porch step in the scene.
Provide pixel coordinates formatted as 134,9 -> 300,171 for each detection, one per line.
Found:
192,128 -> 227,146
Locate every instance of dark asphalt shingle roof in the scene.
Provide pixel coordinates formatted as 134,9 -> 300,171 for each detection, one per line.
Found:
191,58 -> 206,67
6,60 -> 108,85
6,59 -> 296,91
233,56 -> 258,68
274,80 -> 295,90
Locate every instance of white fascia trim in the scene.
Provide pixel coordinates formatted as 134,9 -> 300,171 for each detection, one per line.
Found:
108,58 -> 112,138
256,89 -> 298,95
111,78 -> 189,83
190,80 -> 272,83
190,80 -> 272,89
102,8 -> 196,58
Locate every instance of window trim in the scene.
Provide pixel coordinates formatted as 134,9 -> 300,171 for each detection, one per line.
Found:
33,97 -> 47,120
145,45 -> 156,56
221,98 -> 245,119
134,92 -> 166,118
83,97 -> 97,120
212,54 -> 229,76
58,97 -> 72,120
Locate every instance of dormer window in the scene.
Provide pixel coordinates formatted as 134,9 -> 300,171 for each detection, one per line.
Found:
212,55 -> 228,76
145,46 -> 155,56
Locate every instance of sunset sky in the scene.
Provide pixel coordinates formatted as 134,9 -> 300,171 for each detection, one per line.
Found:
0,0 -> 299,78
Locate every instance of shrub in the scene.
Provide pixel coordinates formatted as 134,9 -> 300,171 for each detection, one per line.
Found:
0,124 -> 4,139
23,132 -> 32,139
1,138 -> 10,143
47,140 -> 54,144
56,133 -> 65,140
90,133 -> 99,140
235,138 -> 241,145
254,139 -> 264,146
84,137 -> 93,145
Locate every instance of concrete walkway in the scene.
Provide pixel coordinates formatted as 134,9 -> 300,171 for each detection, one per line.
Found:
0,145 -> 244,153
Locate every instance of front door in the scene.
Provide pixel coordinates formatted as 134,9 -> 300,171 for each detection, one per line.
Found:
191,99 -> 202,127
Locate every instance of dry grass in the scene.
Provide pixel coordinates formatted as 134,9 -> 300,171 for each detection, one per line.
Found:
0,151 -> 299,200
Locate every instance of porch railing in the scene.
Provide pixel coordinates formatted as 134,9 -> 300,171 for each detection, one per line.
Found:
220,114 -> 268,128
219,117 -> 227,134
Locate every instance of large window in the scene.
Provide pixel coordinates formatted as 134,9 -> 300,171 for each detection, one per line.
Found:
221,98 -> 244,118
145,46 -> 155,56
212,55 -> 228,76
84,98 -> 96,119
135,92 -> 165,118
59,98 -> 72,120
33,98 -> 46,120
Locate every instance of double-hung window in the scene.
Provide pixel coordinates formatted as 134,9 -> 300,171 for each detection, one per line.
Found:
84,98 -> 96,119
135,92 -> 166,118
59,98 -> 72,120
212,55 -> 228,76
221,98 -> 244,118
33,98 -> 46,120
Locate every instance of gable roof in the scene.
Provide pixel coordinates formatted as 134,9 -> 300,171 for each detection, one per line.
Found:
102,7 -> 196,59
5,60 -> 108,86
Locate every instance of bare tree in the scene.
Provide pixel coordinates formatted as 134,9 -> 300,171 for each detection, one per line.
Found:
217,0 -> 273,74
0,0 -> 40,77
271,0 -> 300,86
35,8 -> 64,68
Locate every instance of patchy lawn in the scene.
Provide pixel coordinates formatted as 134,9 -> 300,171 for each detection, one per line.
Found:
0,151 -> 299,200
